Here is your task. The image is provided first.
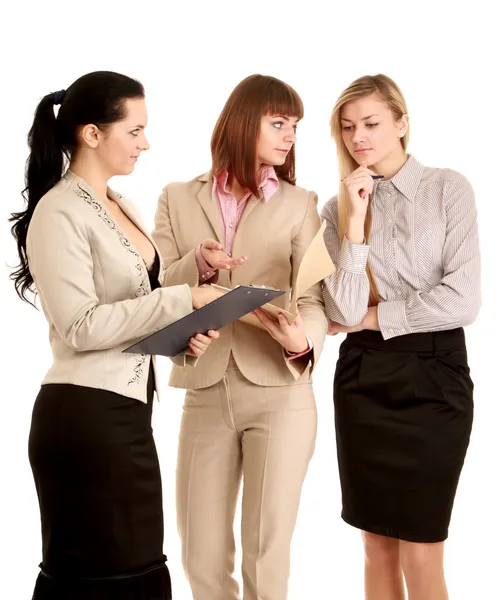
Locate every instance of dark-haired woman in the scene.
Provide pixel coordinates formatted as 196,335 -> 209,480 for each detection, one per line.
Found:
9,71 -> 221,599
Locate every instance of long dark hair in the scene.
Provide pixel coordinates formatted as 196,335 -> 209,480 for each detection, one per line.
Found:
9,71 -> 145,305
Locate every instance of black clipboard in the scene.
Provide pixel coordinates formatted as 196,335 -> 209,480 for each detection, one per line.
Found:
123,285 -> 285,358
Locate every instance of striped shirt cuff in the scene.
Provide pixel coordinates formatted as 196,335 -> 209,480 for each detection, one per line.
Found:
339,236 -> 370,274
378,301 -> 412,340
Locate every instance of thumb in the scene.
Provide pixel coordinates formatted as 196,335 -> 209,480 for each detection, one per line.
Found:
278,313 -> 290,331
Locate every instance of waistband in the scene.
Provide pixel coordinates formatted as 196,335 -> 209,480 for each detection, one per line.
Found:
343,328 -> 466,354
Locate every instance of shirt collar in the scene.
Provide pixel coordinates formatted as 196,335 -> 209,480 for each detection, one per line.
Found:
213,164 -> 279,202
383,155 -> 424,202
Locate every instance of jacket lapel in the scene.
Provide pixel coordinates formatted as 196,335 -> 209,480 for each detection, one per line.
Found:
196,174 -> 225,244
232,183 -> 283,255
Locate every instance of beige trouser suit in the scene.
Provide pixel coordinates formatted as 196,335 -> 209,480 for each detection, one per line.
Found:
152,172 -> 327,600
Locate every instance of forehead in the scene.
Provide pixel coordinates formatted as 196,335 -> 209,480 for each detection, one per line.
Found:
121,97 -> 148,123
341,93 -> 390,121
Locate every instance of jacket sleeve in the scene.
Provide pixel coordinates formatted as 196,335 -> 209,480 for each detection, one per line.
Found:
27,203 -> 194,353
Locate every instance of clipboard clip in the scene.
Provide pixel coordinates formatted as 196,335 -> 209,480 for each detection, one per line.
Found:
246,284 -> 281,291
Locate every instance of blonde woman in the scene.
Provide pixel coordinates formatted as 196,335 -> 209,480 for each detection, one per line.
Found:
322,74 -> 481,600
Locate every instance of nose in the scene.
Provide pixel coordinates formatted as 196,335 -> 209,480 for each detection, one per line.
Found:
137,131 -> 150,152
352,125 -> 366,145
138,132 -> 150,152
284,126 -> 296,144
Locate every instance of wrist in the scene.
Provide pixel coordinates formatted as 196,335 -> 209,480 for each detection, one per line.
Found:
363,306 -> 380,330
346,217 -> 366,244
285,337 -> 310,354
199,247 -> 211,269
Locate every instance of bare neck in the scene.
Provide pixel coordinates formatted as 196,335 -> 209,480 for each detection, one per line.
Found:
228,164 -> 265,202
70,153 -> 111,204
373,149 -> 408,180
229,178 -> 248,203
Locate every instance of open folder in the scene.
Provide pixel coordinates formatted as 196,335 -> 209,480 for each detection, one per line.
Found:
123,285 -> 285,358
210,220 -> 336,330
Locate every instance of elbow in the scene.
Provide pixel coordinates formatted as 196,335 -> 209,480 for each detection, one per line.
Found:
322,281 -> 369,327
448,294 -> 482,329
64,330 -> 96,353
462,295 -> 482,326
343,312 -> 367,328
325,303 -> 367,327
63,308 -> 101,352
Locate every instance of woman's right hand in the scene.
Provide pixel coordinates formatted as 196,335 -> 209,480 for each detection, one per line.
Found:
327,320 -> 364,336
200,239 -> 247,271
190,284 -> 225,310
342,162 -> 377,219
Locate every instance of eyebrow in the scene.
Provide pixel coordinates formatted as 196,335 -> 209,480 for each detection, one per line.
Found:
130,124 -> 145,129
341,114 -> 380,123
271,115 -> 300,122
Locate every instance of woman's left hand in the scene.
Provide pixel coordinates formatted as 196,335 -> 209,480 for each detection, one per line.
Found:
186,329 -> 220,357
254,309 -> 310,354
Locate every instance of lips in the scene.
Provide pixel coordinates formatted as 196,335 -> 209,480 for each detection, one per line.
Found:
355,148 -> 371,153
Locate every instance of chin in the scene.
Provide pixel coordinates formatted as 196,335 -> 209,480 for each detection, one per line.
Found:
354,153 -> 378,168
120,164 -> 136,175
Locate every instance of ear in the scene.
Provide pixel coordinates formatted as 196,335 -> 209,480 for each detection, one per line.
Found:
398,114 -> 409,138
80,124 -> 101,149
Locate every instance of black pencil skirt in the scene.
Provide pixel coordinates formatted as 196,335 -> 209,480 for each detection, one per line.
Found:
333,328 -> 474,543
28,364 -> 172,599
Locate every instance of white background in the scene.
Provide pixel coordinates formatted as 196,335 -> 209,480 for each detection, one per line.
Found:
1,1 -> 500,598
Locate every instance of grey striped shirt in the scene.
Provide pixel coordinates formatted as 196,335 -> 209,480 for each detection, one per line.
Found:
321,155 -> 481,340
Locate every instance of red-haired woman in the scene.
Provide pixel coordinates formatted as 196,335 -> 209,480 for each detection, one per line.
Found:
152,74 -> 328,600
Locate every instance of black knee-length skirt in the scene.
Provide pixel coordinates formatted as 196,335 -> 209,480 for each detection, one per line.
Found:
334,328 -> 474,543
28,363 -> 172,599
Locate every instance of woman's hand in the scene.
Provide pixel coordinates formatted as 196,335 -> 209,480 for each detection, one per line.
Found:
200,239 -> 247,271
327,306 -> 380,336
186,329 -> 220,357
327,320 -> 364,336
342,162 -> 377,219
189,284 -> 224,309
254,309 -> 310,354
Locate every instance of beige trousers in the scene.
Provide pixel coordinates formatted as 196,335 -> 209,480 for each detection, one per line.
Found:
176,358 -> 317,600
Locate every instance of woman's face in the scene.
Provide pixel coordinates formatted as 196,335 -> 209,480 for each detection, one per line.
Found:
256,114 -> 298,168
91,97 -> 150,176
340,93 -> 407,169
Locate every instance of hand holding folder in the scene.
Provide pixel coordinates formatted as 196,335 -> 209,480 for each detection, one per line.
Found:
124,285 -> 285,358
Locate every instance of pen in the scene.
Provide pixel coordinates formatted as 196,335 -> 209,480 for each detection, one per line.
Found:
372,175 -> 384,180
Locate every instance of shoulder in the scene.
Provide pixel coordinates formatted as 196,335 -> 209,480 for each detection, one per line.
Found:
27,176 -> 90,254
278,179 -> 318,212
422,167 -> 471,187
320,194 -> 339,222
421,165 -> 475,209
30,175 -> 87,231
161,172 -> 211,198
422,165 -> 473,191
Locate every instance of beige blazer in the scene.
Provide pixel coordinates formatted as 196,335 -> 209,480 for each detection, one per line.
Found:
152,171 -> 328,390
26,170 -> 194,403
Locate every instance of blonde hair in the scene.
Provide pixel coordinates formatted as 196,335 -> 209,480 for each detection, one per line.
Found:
330,74 -> 409,305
